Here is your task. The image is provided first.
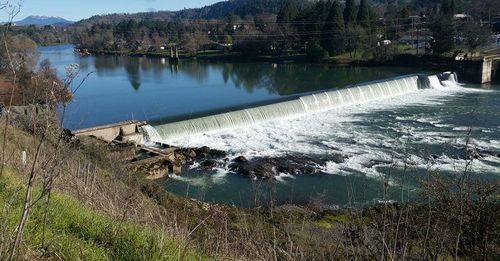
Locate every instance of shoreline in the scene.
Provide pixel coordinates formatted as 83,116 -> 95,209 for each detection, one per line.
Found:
74,47 -> 455,70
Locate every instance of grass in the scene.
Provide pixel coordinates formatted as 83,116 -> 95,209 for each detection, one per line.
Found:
0,168 -> 204,260
314,212 -> 350,229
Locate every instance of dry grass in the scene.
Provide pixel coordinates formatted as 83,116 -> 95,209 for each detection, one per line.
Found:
1,116 -> 498,260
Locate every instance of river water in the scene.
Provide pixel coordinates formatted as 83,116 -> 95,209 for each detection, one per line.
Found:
41,45 -> 500,208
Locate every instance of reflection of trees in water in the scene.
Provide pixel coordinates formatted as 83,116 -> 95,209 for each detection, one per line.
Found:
227,64 -> 271,93
93,56 -> 170,90
223,63 -> 415,96
178,62 -> 209,84
124,58 -> 141,90
91,55 -> 415,94
94,55 -> 122,76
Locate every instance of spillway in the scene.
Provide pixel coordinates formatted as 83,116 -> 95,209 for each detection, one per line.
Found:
145,73 -> 456,142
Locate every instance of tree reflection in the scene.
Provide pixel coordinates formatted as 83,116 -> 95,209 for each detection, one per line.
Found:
124,58 -> 141,90
91,55 -> 417,94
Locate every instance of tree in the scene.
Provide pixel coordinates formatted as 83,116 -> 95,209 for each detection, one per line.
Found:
430,15 -> 456,55
321,0 -> 345,55
441,0 -> 452,15
181,31 -> 210,55
307,42 -> 329,61
344,0 -> 357,28
277,0 -> 299,24
345,25 -> 367,58
0,35 -> 39,72
463,23 -> 491,51
357,0 -> 371,29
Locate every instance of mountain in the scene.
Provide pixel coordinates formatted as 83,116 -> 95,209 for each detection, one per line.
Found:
77,0 -> 316,26
16,16 -> 74,26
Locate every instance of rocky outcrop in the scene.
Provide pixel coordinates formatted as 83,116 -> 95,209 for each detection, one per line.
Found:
228,155 -> 330,179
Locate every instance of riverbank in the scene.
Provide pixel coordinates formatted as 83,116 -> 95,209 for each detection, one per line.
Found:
76,47 -> 455,69
2,117 -> 497,260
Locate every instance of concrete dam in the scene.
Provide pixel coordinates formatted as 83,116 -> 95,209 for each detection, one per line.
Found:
143,72 -> 458,143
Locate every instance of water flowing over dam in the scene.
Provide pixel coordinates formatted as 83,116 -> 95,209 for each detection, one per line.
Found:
144,73 -> 456,142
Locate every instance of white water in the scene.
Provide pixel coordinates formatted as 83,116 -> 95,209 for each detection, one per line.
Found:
147,75 -> 426,142
142,73 -> 500,177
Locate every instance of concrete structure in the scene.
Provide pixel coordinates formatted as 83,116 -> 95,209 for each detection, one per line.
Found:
73,120 -> 146,143
455,49 -> 500,84
73,121 -> 183,180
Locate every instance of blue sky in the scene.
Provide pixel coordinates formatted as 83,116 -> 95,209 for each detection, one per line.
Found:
3,0 -> 221,21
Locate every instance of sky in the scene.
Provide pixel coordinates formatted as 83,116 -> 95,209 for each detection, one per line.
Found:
2,0 -> 222,21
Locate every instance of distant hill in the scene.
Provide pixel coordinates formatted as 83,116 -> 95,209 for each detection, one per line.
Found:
16,16 -> 74,26
77,0 -> 316,26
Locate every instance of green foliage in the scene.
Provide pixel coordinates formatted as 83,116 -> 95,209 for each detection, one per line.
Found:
277,0 -> 300,24
307,43 -> 329,61
0,171 -> 202,260
430,15 -> 456,55
357,0 -> 372,29
441,0 -> 453,15
321,0 -> 345,55
463,22 -> 491,51
344,0 -> 357,27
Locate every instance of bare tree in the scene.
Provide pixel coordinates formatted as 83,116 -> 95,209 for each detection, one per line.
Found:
181,31 -> 210,55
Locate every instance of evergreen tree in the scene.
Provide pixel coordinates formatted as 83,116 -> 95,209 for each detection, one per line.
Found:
357,0 -> 371,29
430,14 -> 456,54
344,0 -> 357,28
277,0 -> 300,24
441,0 -> 451,15
321,0 -> 345,55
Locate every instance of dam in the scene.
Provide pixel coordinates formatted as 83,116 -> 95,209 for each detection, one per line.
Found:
41,45 -> 499,207
144,72 -> 456,143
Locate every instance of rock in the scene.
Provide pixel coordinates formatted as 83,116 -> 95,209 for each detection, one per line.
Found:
201,159 -> 218,170
365,159 -> 392,168
62,128 -> 74,143
208,149 -> 226,158
330,154 -> 347,164
233,156 -> 248,163
229,156 -> 323,179
168,164 -> 182,175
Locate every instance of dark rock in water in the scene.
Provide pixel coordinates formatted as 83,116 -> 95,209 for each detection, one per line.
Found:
201,159 -> 218,170
459,147 -> 485,160
179,147 -> 227,163
365,159 -> 392,168
330,154 -> 347,164
233,156 -> 248,163
229,156 -> 323,179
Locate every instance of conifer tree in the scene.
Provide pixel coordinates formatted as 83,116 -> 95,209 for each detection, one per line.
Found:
277,0 -> 300,24
357,0 -> 371,29
344,0 -> 357,28
321,0 -> 345,55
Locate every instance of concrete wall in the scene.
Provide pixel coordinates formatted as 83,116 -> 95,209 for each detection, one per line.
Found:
481,59 -> 493,84
73,121 -> 146,143
456,59 -> 495,84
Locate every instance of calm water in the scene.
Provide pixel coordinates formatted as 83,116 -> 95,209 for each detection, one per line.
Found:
41,45 -> 428,130
41,45 -> 500,208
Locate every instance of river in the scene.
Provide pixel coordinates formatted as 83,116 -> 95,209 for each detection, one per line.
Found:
40,45 -> 500,208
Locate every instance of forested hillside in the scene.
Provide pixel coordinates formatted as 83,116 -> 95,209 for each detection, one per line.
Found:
77,0 -> 314,26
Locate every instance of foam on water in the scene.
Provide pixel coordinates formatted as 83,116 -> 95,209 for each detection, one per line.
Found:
150,75 -> 425,140
143,73 -> 499,177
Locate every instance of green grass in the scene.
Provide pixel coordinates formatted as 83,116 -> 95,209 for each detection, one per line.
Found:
0,168 -> 204,260
314,212 -> 350,229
